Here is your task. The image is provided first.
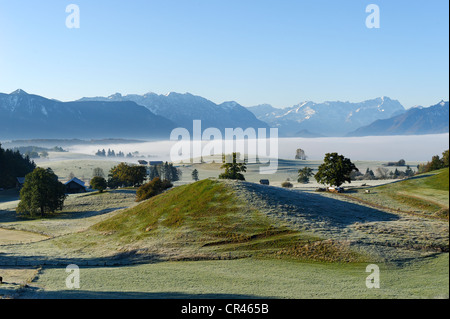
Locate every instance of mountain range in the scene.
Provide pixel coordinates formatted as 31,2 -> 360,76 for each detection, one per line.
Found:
347,101 -> 449,137
0,90 -> 175,139
247,97 -> 407,137
0,90 -> 448,140
79,92 -> 268,132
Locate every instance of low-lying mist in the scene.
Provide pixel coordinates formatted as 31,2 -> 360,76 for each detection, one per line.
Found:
65,133 -> 450,163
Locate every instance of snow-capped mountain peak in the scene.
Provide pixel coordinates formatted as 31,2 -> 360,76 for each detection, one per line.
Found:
10,89 -> 28,95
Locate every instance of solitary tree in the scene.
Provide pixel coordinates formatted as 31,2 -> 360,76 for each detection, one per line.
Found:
16,167 -> 67,218
191,169 -> 199,181
315,153 -> 358,187
298,167 -> 314,183
90,176 -> 107,193
219,153 -> 247,181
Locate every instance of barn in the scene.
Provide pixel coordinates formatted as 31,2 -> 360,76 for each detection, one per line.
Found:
65,177 -> 87,194
16,177 -> 26,190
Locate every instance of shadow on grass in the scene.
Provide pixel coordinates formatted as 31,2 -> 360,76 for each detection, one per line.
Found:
19,287 -> 264,299
77,189 -> 137,197
403,174 -> 435,181
54,207 -> 128,220
238,182 -> 401,229
0,207 -> 128,224
0,250 -> 167,267
0,189 -> 20,203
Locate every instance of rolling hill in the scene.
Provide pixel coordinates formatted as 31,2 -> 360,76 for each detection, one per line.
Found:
18,178 -> 442,265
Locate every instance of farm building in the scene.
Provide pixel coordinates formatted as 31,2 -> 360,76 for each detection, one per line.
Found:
65,177 -> 87,194
327,187 -> 344,193
149,161 -> 164,166
16,177 -> 26,189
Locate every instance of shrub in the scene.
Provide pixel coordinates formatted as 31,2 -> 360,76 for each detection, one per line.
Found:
281,181 -> 293,188
136,178 -> 173,202
90,176 -> 107,193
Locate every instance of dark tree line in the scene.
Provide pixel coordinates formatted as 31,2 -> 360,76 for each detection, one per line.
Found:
135,162 -> 181,202
95,149 -> 135,158
0,143 -> 36,189
417,150 -> 449,173
107,162 -> 181,189
148,162 -> 182,182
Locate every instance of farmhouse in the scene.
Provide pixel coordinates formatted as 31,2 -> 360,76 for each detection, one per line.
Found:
16,177 -> 26,189
328,187 -> 344,193
65,177 -> 87,194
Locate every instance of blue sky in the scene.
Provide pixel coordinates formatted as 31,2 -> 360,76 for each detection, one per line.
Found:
0,0 -> 448,109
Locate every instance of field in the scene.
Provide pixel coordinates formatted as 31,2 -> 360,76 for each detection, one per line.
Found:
340,168 -> 449,219
16,255 -> 449,299
0,153 -> 448,299
34,151 -> 421,188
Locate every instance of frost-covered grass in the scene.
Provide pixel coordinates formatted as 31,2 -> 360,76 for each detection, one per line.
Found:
0,165 -> 448,299
36,154 -> 120,183
20,254 -> 449,299
0,189 -> 137,237
343,168 -> 449,219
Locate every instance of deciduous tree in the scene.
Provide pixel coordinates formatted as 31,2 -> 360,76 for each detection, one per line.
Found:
16,168 -> 66,217
315,153 -> 358,187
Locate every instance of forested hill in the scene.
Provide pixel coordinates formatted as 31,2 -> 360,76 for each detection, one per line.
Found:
0,143 -> 36,189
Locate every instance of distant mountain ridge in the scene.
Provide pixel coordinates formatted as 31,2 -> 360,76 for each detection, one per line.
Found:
1,90 -> 447,140
79,92 -> 269,132
0,90 -> 176,139
347,101 -> 449,137
247,97 -> 406,137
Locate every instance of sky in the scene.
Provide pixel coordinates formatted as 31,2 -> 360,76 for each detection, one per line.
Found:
0,0 -> 448,109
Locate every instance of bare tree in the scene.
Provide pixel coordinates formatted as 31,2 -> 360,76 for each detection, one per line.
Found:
375,167 -> 389,179
93,167 -> 105,178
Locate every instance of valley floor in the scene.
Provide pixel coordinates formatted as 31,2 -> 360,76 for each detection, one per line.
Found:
7,255 -> 449,299
0,159 -> 448,299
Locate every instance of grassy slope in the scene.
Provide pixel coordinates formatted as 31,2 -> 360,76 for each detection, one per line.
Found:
89,179 -> 363,263
346,168 -> 449,219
